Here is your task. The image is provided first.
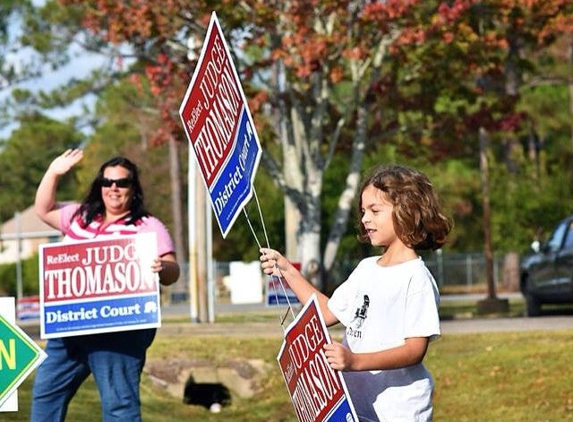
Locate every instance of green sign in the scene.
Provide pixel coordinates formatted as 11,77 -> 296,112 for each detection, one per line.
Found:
0,315 -> 46,408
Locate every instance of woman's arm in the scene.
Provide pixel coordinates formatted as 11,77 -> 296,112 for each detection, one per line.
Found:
152,253 -> 180,286
35,149 -> 83,229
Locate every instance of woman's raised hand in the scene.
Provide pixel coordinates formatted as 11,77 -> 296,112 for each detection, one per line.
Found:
48,149 -> 84,176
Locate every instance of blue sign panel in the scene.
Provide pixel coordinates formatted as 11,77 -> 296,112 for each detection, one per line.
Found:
209,109 -> 260,236
43,294 -> 160,336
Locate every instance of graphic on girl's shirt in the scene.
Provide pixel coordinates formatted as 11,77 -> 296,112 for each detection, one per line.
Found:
352,294 -> 370,328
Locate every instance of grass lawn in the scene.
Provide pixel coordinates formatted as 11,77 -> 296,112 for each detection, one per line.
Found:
4,299 -> 573,421
429,330 -> 573,421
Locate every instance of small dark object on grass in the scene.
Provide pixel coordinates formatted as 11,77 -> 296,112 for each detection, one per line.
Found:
183,375 -> 232,412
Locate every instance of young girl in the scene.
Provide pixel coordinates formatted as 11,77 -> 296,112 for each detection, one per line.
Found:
260,164 -> 452,421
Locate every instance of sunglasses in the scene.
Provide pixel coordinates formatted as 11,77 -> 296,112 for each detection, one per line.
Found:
101,177 -> 133,188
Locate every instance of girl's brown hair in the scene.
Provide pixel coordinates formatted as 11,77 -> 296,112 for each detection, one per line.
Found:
357,164 -> 452,250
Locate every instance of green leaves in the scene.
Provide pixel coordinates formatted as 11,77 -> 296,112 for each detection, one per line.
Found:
0,114 -> 83,222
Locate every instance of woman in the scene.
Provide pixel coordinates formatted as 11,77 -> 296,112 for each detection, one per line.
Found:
31,149 -> 180,422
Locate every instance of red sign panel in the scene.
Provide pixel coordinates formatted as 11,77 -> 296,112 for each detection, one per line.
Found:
180,24 -> 240,187
277,295 -> 358,422
179,12 -> 262,238
38,233 -> 161,339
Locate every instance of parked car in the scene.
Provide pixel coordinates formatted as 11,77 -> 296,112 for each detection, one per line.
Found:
520,215 -> 573,316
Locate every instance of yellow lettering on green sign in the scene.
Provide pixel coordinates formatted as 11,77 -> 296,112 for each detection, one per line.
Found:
0,339 -> 16,369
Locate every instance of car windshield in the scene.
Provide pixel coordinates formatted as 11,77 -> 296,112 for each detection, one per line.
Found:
545,220 -> 568,252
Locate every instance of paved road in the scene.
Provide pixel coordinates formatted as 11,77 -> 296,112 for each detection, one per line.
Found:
156,294 -> 573,337
155,315 -> 573,338
162,292 -> 524,317
18,293 -> 573,339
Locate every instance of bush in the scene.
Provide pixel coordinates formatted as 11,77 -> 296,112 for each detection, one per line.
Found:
0,254 -> 40,297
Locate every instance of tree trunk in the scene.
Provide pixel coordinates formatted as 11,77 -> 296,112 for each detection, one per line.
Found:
569,38 -> 573,152
477,127 -> 509,314
479,127 -> 497,300
284,196 -> 299,259
323,103 -> 367,273
299,229 -> 321,288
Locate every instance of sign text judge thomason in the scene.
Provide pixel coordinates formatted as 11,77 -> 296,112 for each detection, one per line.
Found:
179,12 -> 262,238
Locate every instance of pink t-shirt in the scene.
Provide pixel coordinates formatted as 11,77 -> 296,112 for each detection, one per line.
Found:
58,203 -> 175,256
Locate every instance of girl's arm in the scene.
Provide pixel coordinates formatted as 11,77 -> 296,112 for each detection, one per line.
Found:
260,248 -> 339,326
324,337 -> 430,371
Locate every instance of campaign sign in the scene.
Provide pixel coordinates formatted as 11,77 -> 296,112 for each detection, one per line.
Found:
266,275 -> 300,306
0,297 -> 47,412
266,263 -> 300,307
277,294 -> 358,422
179,11 -> 262,238
38,233 -> 161,339
16,296 -> 40,320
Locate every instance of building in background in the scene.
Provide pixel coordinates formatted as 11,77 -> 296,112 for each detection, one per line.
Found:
0,206 -> 61,265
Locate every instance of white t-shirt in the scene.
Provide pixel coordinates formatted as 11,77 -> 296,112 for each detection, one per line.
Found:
328,256 -> 440,422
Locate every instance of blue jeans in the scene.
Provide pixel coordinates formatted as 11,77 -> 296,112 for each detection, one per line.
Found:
30,329 -> 156,422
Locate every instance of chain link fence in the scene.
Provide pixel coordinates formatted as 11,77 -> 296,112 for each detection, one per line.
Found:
423,251 -> 520,294
169,251 -> 523,304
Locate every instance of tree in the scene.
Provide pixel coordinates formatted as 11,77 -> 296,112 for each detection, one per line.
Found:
399,0 -> 572,310
0,0 -> 34,91
245,2 -> 428,288
0,113 -> 83,222
33,1 -> 431,290
2,0 -> 572,293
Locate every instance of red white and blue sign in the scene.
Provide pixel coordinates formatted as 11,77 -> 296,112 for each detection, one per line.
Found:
266,263 -> 301,307
266,276 -> 300,306
179,11 -> 262,238
16,296 -> 40,320
277,294 -> 358,422
38,233 -> 161,339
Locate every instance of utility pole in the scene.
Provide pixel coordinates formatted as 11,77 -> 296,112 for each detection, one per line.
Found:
188,151 -> 199,322
195,172 -> 209,323
168,137 -> 186,302
15,212 -> 23,303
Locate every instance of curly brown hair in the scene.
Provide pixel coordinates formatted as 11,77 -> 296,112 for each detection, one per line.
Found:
356,164 -> 452,250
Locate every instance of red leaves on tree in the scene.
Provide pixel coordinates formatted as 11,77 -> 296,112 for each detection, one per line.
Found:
54,0 -> 572,152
